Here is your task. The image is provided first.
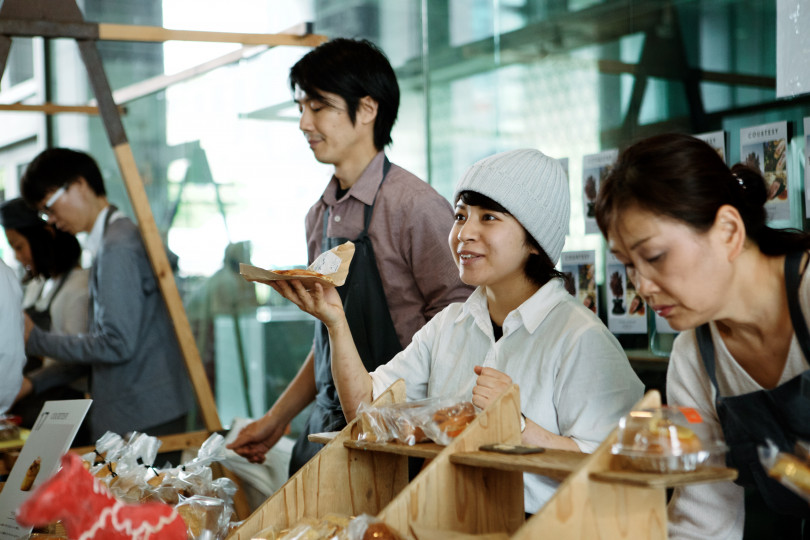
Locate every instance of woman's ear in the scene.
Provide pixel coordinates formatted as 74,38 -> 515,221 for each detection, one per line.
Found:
712,204 -> 746,261
357,96 -> 379,126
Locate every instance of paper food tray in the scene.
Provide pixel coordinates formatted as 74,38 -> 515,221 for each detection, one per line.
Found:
240,241 -> 354,287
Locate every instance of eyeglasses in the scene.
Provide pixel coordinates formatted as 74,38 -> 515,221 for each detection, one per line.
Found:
38,185 -> 67,220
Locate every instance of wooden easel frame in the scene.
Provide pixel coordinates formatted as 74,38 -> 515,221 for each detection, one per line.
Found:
0,0 -> 326,443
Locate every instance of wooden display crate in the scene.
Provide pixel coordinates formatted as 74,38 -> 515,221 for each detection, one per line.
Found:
512,390 -> 737,540
228,386 -> 737,539
227,380 -> 411,538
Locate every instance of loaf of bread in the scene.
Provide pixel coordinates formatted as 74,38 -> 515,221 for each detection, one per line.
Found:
363,521 -> 401,540
432,402 -> 476,438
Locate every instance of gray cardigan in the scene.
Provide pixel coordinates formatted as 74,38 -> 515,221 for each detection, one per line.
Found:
27,217 -> 192,440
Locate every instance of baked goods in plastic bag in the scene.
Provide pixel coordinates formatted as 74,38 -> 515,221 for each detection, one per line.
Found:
611,406 -> 727,473
79,431 -> 237,538
338,514 -> 401,540
176,495 -> 232,539
760,439 -> 810,502
0,416 -> 21,441
259,514 -> 399,540
251,524 -> 284,539
357,398 -> 477,446
279,514 -> 352,540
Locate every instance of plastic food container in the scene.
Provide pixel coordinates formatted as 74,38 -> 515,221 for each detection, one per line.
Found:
611,406 -> 727,473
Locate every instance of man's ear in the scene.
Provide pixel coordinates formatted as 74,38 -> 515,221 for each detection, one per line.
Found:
357,96 -> 378,125
73,176 -> 89,191
712,204 -> 746,261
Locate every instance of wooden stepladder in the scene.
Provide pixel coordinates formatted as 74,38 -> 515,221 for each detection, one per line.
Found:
0,0 -> 326,449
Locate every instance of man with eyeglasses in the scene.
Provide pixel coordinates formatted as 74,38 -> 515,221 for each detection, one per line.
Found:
19,148 -> 192,442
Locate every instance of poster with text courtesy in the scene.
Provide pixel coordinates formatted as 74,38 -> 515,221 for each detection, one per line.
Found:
561,250 -> 597,316
582,149 -> 618,235
605,252 -> 647,334
740,121 -> 790,221
695,130 -> 727,163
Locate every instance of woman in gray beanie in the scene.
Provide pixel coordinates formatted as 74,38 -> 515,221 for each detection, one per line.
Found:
270,149 -> 643,513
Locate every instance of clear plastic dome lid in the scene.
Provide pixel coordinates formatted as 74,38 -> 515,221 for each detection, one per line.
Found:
611,406 -> 728,473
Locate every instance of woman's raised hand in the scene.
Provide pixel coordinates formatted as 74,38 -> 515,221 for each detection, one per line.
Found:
270,280 -> 345,329
471,365 -> 513,411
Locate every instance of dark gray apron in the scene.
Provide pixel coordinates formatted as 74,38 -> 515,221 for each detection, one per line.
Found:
289,159 -> 403,474
22,271 -> 70,373
13,266 -> 88,436
697,251 -> 810,536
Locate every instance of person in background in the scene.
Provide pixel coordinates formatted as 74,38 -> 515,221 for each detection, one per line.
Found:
269,149 -> 644,513
19,148 -> 192,441
595,133 -> 810,539
0,198 -> 90,432
0,256 -> 25,413
186,241 -> 259,389
228,38 -> 473,473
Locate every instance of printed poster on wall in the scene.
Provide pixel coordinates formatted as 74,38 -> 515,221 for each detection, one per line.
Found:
740,121 -> 790,221
695,130 -> 727,163
776,0 -> 810,99
805,118 -> 810,218
605,252 -> 647,335
0,399 -> 91,540
559,157 -> 570,234
561,250 -> 598,316
582,149 -> 618,235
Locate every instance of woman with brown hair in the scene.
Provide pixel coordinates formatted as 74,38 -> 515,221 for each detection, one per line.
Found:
0,198 -> 89,430
595,133 -> 810,539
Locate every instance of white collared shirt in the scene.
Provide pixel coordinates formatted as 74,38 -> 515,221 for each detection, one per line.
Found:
0,259 -> 25,413
370,279 -> 643,513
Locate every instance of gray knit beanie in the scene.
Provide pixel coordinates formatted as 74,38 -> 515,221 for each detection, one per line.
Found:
453,149 -> 570,265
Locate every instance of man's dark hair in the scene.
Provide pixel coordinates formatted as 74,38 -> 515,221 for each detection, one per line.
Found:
20,148 -> 106,206
290,38 -> 400,150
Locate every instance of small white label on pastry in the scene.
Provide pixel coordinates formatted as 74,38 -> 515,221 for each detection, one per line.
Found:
310,251 -> 342,275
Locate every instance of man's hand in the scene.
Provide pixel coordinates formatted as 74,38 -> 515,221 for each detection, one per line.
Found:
226,414 -> 288,464
471,365 -> 513,411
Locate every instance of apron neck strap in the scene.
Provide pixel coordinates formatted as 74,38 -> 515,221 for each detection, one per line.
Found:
696,323 -> 720,390
44,269 -> 73,311
102,204 -> 118,238
322,157 -> 392,243
785,251 -> 810,362
698,251 -> 810,393
361,157 -> 391,234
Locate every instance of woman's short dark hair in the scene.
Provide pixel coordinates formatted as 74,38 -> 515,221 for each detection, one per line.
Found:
456,190 -> 571,288
20,148 -> 106,207
595,133 -> 810,255
289,38 -> 399,150
14,225 -> 82,280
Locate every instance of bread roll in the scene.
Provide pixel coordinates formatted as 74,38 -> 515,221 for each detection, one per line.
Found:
432,402 -> 476,438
